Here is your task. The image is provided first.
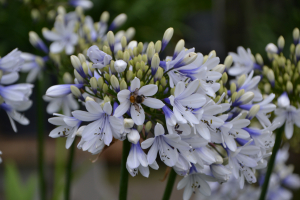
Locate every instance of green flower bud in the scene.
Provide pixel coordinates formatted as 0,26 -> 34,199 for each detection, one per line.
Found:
174,39 -> 185,56
159,85 -> 164,93
255,53 -> 263,66
102,83 -> 108,93
267,70 -> 275,86
121,36 -> 127,50
170,88 -> 175,96
155,67 -> 164,81
140,81 -> 144,87
278,36 -> 285,50
126,70 -> 133,82
214,96 -> 220,103
71,55 -> 81,70
62,72 -> 72,84
100,11 -> 110,23
137,69 -> 143,79
278,76 -> 283,83
120,79 -> 127,90
212,64 -> 225,73
293,28 -> 299,42
125,27 -> 135,41
145,121 -> 152,133
133,47 -> 138,57
231,92 -> 237,103
264,83 -> 271,94
90,77 -> 98,93
104,73 -> 111,82
287,81 -> 293,93
160,77 -> 167,87
97,77 -> 104,89
74,70 -> 84,83
283,73 -> 290,81
236,89 -> 245,100
147,42 -> 155,62
107,31 -> 115,51
140,61 -> 146,71
151,53 -> 160,73
117,50 -> 123,60
31,9 -> 40,21
111,75 -> 119,91
138,42 -> 143,54
155,40 -> 162,53
209,50 -> 216,58
290,44 -> 295,54
222,73 -> 228,84
142,55 -> 147,63
218,85 -> 224,94
237,74 -> 246,87
70,85 -> 81,98
0,70 -> 3,81
296,44 -> 300,58
137,125 -> 143,133
224,55 -> 233,69
81,62 -> 89,76
123,50 -> 130,63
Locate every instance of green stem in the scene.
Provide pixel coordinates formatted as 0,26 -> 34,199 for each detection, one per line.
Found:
65,142 -> 76,200
119,139 -> 131,200
162,168 -> 177,200
259,125 -> 284,200
36,79 -> 46,200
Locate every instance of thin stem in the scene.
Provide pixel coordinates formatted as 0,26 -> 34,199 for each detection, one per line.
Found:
162,168 -> 177,200
36,79 -> 46,200
259,125 -> 284,200
65,142 -> 76,200
119,139 -> 131,200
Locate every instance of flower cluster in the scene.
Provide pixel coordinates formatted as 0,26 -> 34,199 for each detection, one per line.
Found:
197,146 -> 300,200
228,27 -> 300,147
22,6 -> 134,116
0,49 -> 34,163
45,26 -> 279,199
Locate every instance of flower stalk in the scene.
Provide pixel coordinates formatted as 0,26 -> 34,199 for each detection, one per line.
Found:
119,139 -> 131,200
162,168 -> 177,200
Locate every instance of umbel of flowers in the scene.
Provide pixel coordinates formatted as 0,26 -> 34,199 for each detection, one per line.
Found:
46,27 -> 279,199
22,6 -> 134,116
0,49 -> 34,163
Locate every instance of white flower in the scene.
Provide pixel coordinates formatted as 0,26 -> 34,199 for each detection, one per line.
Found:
69,0 -> 93,10
177,164 -> 216,198
0,48 -> 23,73
228,47 -> 260,76
49,114 -> 83,149
43,94 -> 79,116
114,60 -> 127,73
87,45 -> 112,69
20,53 -> 46,83
273,93 -> 300,139
141,123 -> 189,167
114,77 -> 164,125
265,43 -> 278,54
72,101 -> 124,146
210,164 -> 232,183
43,17 -> 78,55
168,80 -> 206,126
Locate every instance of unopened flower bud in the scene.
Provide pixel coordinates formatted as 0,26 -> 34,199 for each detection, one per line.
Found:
111,75 -> 120,91
247,105 -> 260,119
296,44 -> 300,59
97,77 -> 104,89
287,81 -> 293,93
236,89 -> 245,100
0,70 -> 3,81
151,53 -> 160,75
63,72 -> 73,84
137,125 -> 143,133
82,62 -> 89,76
267,70 -> 275,87
137,42 -> 143,54
121,36 -> 127,50
78,53 -> 86,63
162,27 -> 174,51
125,27 -> 135,41
145,121 -> 152,133
136,70 -> 143,80
224,55 -> 233,69
100,11 -> 110,23
155,40 -> 162,53
278,92 -> 290,108
265,43 -> 278,54
110,13 -> 127,30
155,67 -> 164,81
107,31 -> 115,52
255,53 -> 263,66
102,83 -> 108,93
174,39 -> 185,58
209,50 -> 216,58
31,9 -> 40,21
127,129 -> 140,144
124,118 -> 134,129
126,70 -> 133,82
71,55 -> 81,70
278,36 -> 285,50
239,91 -> 254,105
147,42 -> 155,63
182,52 -> 197,65
212,64 -> 225,73
293,28 -> 299,42
222,73 -> 228,84
120,79 -> 127,90
57,6 -> 66,15
114,60 -> 127,73
70,85 -> 82,99
264,83 -> 271,94
74,70 -> 84,83
90,77 -> 98,94
237,74 -> 246,87
85,96 -> 95,102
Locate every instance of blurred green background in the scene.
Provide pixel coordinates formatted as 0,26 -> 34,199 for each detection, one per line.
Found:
0,0 -> 300,199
